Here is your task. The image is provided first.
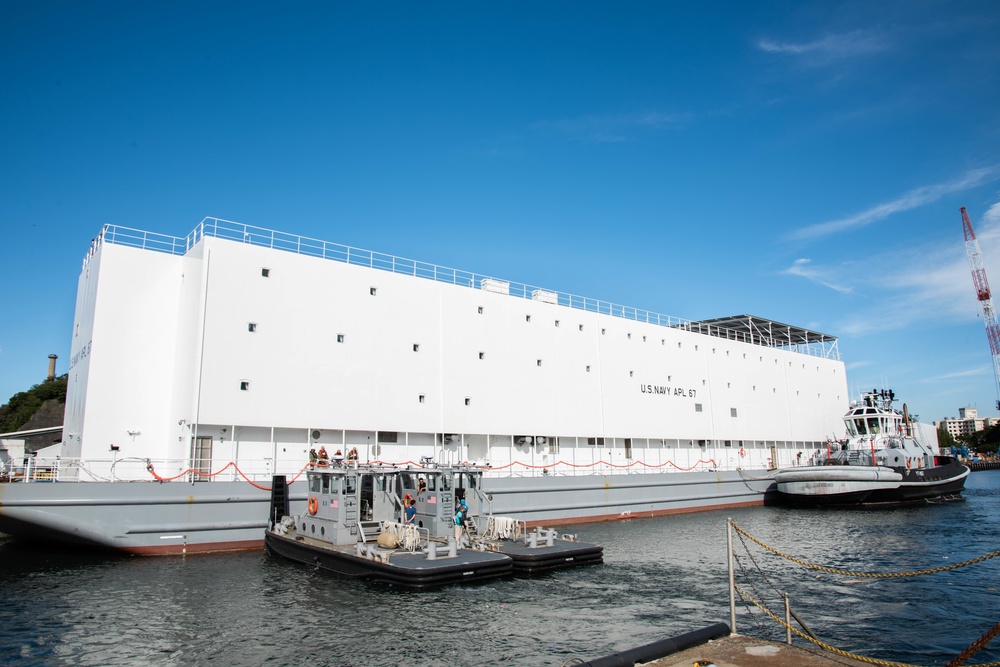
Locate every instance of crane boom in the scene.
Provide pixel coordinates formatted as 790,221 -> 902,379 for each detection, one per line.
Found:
961,206 -> 1000,410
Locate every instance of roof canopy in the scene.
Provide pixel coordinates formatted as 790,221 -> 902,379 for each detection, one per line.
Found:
681,314 -> 839,359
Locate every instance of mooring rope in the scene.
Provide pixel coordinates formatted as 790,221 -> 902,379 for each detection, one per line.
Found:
730,521 -> 1000,667
731,521 -> 1000,578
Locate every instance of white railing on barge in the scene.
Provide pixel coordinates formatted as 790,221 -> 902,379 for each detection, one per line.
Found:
88,218 -> 839,360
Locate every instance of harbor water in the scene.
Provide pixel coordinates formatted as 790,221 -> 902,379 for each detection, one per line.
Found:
2,471 -> 999,667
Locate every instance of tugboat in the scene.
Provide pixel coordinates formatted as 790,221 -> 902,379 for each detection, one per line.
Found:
265,460 -> 602,586
772,389 -> 970,507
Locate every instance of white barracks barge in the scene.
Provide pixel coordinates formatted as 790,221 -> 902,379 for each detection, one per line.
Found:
0,218 -> 847,554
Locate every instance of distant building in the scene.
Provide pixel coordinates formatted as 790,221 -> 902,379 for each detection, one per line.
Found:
935,407 -> 1000,438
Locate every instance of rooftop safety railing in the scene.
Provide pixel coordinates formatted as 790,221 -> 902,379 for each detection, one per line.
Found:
88,217 -> 839,359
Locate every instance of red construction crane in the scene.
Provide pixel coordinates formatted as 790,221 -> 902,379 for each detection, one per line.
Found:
961,206 -> 1000,410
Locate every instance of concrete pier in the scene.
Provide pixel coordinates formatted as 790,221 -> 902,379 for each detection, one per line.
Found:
646,634 -> 871,667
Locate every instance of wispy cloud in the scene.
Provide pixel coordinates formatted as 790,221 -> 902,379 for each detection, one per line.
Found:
789,166 -> 1000,241
757,30 -> 889,63
845,360 -> 873,371
776,200 -> 1000,340
923,366 -> 992,381
532,112 -> 691,143
782,258 -> 852,293
831,202 -> 1000,336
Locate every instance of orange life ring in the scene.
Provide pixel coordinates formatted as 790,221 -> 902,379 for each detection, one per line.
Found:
308,497 -> 319,515
738,447 -> 746,458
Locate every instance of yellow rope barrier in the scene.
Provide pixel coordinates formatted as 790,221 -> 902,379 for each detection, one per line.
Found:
730,520 -> 1000,666
734,583 -> 919,667
731,521 -> 1000,578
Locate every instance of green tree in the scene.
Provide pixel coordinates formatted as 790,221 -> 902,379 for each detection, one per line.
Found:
937,427 -> 957,451
0,374 -> 68,433
964,422 -> 1000,455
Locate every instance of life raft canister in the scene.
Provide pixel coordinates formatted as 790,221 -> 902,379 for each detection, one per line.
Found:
738,447 -> 746,457
308,496 -> 319,515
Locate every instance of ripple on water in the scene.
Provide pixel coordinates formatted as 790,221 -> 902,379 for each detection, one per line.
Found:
2,472 -> 1000,665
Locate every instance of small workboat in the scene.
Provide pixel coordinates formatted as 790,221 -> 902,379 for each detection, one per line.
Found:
265,461 -> 602,586
772,389 -> 969,507
265,463 -> 512,588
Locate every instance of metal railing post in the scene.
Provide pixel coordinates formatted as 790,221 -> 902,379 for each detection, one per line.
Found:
784,593 -> 792,644
728,517 -> 736,634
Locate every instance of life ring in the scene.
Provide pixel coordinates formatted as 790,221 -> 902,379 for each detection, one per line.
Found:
308,497 -> 319,515
738,448 -> 746,458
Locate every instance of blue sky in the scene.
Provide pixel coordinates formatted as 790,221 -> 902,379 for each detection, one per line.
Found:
2,1 -> 999,424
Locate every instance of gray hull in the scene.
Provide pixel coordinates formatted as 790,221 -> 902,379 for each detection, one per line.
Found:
0,470 -> 771,554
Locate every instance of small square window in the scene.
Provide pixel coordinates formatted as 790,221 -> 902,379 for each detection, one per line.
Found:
586,365 -> 591,372
261,268 -> 270,277
537,359 -> 543,367
661,339 -> 665,345
579,324 -> 584,331
419,394 -> 426,403
370,287 -> 377,296
642,336 -> 646,342
479,352 -> 485,360
629,370 -> 633,377
337,334 -> 345,343
478,306 -> 484,314
601,328 -> 606,335
248,322 -> 257,332
695,403 -> 703,412
555,320 -> 560,327
677,342 -> 682,348
464,397 -> 471,406
240,381 -> 250,391
731,408 -> 738,417
627,333 -> 632,339
526,315 -> 531,322
413,344 -> 420,352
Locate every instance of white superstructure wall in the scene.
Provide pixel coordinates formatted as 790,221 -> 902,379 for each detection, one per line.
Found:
63,232 -> 848,478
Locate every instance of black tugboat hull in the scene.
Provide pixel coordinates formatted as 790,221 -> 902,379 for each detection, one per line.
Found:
265,531 -> 513,588
771,461 -> 970,508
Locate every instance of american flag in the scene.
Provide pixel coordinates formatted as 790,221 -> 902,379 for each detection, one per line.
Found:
428,496 -> 436,504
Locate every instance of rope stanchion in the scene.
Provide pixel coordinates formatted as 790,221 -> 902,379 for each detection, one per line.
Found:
734,584 -> 925,667
730,521 -> 1000,667
730,520 -> 1000,578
